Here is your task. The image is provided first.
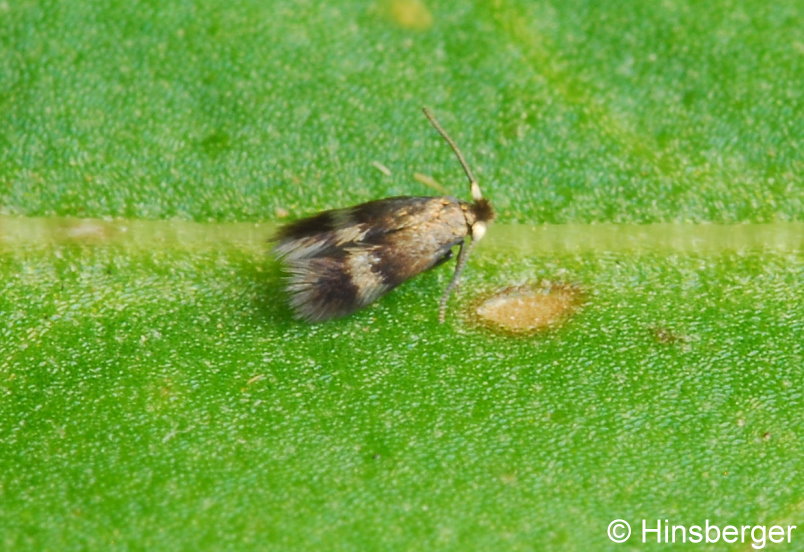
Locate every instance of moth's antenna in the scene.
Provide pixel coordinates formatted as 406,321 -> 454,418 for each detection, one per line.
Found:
422,107 -> 483,201
438,239 -> 476,323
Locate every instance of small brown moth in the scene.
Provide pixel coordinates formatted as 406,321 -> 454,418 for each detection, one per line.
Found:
273,108 -> 494,322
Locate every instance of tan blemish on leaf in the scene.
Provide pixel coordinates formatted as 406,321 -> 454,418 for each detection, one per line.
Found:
383,0 -> 433,31
474,282 -> 582,335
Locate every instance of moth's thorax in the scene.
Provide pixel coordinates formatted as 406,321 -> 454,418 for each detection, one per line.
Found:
386,198 -> 471,264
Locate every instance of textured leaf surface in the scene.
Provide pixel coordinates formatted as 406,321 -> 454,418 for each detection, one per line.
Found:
2,220 -> 802,550
0,0 -> 800,222
1,0 -> 802,550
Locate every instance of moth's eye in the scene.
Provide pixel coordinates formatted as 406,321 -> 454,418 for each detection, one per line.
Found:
471,221 -> 487,241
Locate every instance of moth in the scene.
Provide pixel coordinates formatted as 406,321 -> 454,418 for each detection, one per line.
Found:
273,108 -> 494,323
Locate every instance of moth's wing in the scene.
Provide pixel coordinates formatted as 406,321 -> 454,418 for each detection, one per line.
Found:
281,244 -> 392,322
273,197 -> 435,261
273,197 -> 470,322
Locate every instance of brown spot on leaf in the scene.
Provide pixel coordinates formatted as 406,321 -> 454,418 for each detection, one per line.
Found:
649,325 -> 688,345
474,282 -> 582,335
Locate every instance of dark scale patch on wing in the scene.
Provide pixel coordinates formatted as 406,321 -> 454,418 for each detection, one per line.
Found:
306,259 -> 359,317
287,253 -> 361,321
273,210 -> 335,241
368,247 -> 413,289
368,236 -> 463,290
349,197 -> 435,224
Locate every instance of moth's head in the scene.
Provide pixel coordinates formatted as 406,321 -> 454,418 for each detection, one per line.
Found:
468,181 -> 494,242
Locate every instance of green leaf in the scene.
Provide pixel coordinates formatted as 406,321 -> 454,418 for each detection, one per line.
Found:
0,0 -> 800,222
1,0 -> 801,550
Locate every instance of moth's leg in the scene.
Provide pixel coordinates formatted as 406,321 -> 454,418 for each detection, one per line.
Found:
438,239 -> 476,323
432,247 -> 455,268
